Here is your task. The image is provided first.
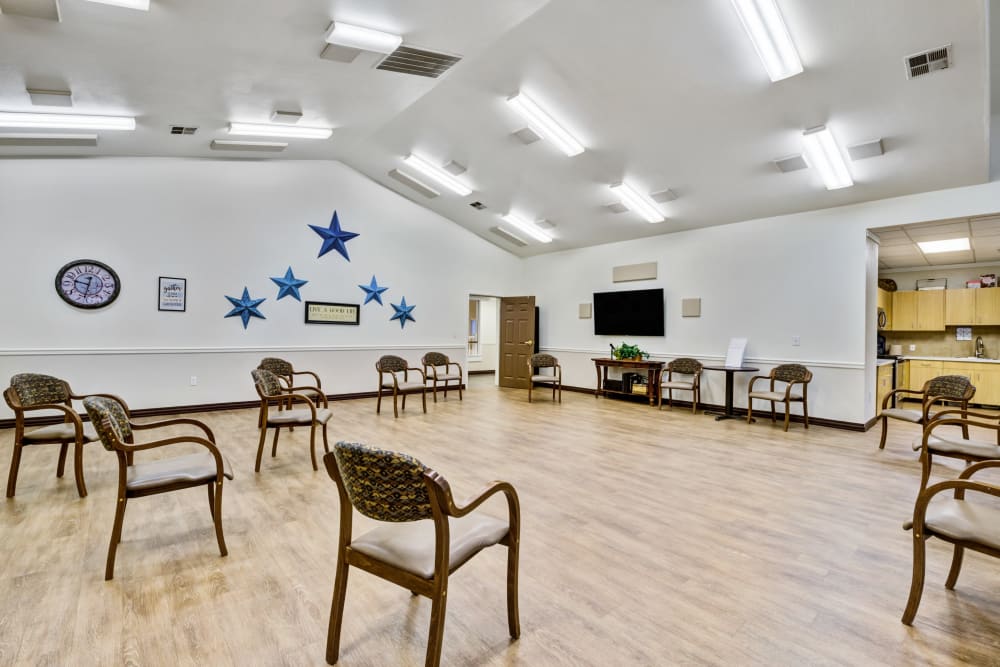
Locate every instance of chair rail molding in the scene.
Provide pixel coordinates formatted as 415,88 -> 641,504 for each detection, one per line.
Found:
0,344 -> 465,357
538,347 -> 864,371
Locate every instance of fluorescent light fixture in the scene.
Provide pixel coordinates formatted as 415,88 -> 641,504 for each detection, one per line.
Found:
501,213 -> 553,243
84,0 -> 150,9
0,111 -> 135,130
402,154 -> 472,196
506,92 -> 584,157
609,182 -> 665,223
730,0 -> 803,82
227,122 -> 332,139
324,21 -> 402,54
801,125 -> 853,190
210,140 -> 287,152
918,238 -> 970,254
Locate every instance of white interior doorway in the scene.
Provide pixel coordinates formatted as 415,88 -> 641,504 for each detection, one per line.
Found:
468,294 -> 500,384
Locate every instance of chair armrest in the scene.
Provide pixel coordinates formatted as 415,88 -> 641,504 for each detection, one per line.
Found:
20,403 -> 86,432
958,459 -> 1000,480
908,477 -> 1000,534
127,435 -> 227,480
425,471 -> 520,528
927,408 -> 995,423
273,392 -> 320,414
447,362 -> 463,376
70,392 -> 131,415
423,365 -> 437,380
747,375 -> 768,392
292,370 -> 322,387
131,417 -> 216,443
405,367 -> 427,382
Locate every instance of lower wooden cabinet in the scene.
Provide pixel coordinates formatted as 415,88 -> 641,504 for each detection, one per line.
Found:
908,360 -> 942,392
876,364 -> 893,415
921,361 -> 1000,406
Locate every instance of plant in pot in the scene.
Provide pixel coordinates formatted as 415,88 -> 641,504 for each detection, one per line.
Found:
613,343 -> 648,361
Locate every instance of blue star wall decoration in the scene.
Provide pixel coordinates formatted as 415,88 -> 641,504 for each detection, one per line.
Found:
224,287 -> 266,329
309,210 -> 359,261
390,296 -> 416,329
358,275 -> 388,306
271,266 -> 308,301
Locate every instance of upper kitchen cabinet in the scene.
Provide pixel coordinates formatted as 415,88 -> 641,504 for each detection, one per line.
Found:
945,289 -> 976,325
891,290 -> 944,330
975,289 -> 1000,325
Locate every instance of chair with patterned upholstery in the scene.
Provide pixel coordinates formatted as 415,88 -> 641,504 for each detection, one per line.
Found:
3,373 -> 126,498
901,459 -> 1000,626
322,441 -> 520,666
658,358 -> 703,413
913,408 -> 1000,491
746,364 -> 813,431
258,357 -> 325,410
421,352 -> 463,403
879,375 -> 975,450
82,395 -> 233,580
376,355 -> 427,418
527,353 -> 561,403
251,368 -> 332,472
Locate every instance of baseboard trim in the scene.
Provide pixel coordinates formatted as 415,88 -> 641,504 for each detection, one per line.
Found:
469,370 -> 495,376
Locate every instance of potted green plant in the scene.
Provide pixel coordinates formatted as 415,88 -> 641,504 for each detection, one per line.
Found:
613,343 -> 648,361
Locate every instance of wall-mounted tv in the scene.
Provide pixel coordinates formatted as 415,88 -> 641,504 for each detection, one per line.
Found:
593,288 -> 664,336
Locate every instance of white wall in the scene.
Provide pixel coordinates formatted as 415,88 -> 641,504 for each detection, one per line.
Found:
0,158 -> 522,419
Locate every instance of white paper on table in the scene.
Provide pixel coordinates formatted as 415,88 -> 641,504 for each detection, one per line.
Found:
724,337 -> 747,368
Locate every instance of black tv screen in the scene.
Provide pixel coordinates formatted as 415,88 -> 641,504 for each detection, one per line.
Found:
593,288 -> 664,336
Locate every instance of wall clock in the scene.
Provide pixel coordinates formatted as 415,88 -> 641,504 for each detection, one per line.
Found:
55,259 -> 121,309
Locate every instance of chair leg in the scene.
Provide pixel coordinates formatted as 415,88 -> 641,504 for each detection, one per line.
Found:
657,386 -> 663,410
255,425 -> 268,473
208,483 -> 215,519
309,424 -> 318,471
376,388 -> 383,414
57,443 -> 69,477
691,389 -> 697,415
322,423 -> 330,454
919,452 -> 932,492
746,399 -> 754,424
422,389 -> 427,413
105,495 -> 128,580
73,440 -> 87,498
271,426 -> 280,458
528,381 -> 532,403
393,392 -> 400,418
552,382 -> 556,402
326,556 -> 350,665
6,443 -> 23,498
426,585 -> 449,667
506,543 -> 520,639
770,403 -> 776,424
669,388 -> 673,410
402,393 -> 407,412
901,533 -> 927,625
432,380 -> 438,403
211,482 -> 228,557
458,381 -> 463,401
802,399 -> 809,429
783,403 -> 791,432
879,416 -> 889,450
944,545 -> 964,590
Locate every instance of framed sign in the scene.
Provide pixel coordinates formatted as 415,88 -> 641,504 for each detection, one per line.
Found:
305,301 -> 360,325
158,276 -> 187,312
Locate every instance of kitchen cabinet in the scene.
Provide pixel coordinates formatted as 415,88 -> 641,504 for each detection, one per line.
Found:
975,289 -> 1000,325
891,290 -> 944,330
898,360 -> 910,392
876,364 -> 893,415
877,288 -> 893,329
908,360 -> 942,392
945,289 -> 975,325
934,361 -> 1000,406
892,291 -> 917,331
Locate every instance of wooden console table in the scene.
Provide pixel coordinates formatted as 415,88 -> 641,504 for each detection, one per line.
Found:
592,358 -> 665,406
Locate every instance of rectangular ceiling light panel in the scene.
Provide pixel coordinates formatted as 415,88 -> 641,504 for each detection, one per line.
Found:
325,22 -> 401,54
0,111 -> 134,130
609,182 -> 665,223
402,154 -> 472,196
801,126 -> 853,190
227,122 -> 332,139
506,92 -> 584,157
210,140 -> 287,152
501,213 -> 553,243
730,0 -> 803,82
917,238 -> 970,254
388,168 -> 440,198
0,133 -> 97,146
84,0 -> 149,9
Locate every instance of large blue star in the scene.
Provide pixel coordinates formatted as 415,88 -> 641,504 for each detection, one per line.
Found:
271,266 -> 308,301
224,287 -> 266,329
389,296 -> 416,329
309,210 -> 359,261
358,275 -> 388,306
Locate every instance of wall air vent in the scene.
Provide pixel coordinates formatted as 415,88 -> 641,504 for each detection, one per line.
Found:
170,125 -> 197,135
905,44 -> 950,79
376,45 -> 461,78
489,226 -> 527,247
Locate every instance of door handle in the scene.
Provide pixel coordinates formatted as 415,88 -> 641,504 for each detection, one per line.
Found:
521,339 -> 534,345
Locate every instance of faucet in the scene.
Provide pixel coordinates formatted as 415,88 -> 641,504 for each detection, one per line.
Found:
976,336 -> 985,358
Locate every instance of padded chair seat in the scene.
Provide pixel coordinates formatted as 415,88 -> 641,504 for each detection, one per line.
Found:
531,374 -> 559,383
351,514 -> 509,579
924,498 -> 1000,552
882,407 -> 925,423
127,451 -> 234,491
748,391 -> 802,402
22,422 -> 98,442
661,381 -> 695,390
429,374 -> 461,382
913,434 -> 1000,458
382,381 -> 425,392
266,408 -> 332,425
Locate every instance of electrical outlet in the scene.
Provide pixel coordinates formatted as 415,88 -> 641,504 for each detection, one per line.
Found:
792,336 -> 800,346
190,376 -> 198,386
909,345 -> 916,352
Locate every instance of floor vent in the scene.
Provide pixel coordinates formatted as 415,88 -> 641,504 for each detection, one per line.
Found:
490,226 -> 527,247
376,46 -> 461,78
170,126 -> 198,135
905,44 -> 950,79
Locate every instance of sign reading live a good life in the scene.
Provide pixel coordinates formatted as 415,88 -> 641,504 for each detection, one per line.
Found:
304,301 -> 360,325
724,338 -> 747,368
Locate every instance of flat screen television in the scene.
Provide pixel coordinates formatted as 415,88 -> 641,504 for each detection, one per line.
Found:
593,288 -> 664,336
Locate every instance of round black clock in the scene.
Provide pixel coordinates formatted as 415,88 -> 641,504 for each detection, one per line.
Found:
55,259 -> 121,309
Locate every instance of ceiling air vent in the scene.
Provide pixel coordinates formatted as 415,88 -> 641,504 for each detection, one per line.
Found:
376,46 -> 461,78
905,44 -> 950,79
469,201 -> 487,210
170,125 -> 197,135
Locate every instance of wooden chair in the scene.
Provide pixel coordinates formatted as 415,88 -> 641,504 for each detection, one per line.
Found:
322,442 -> 520,666
913,409 -> 1000,491
82,395 -> 233,580
258,357 -> 325,409
527,353 -> 561,403
879,375 -> 975,450
3,373 -> 126,498
251,368 -> 332,472
746,364 -> 812,431
658,357 -> 702,413
901,459 -> 1000,625
421,352 -> 463,403
376,355 -> 427,417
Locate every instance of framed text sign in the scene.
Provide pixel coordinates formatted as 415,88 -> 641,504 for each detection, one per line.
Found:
304,301 -> 360,325
158,276 -> 187,312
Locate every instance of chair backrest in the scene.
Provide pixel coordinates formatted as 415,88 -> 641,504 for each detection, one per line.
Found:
926,375 -> 974,400
8,373 -> 70,407
377,355 -> 408,373
669,358 -> 702,374
422,352 -> 449,367
259,357 -> 293,376
332,441 -> 433,522
251,368 -> 283,398
772,364 -> 811,383
529,353 -> 558,368
82,395 -> 133,451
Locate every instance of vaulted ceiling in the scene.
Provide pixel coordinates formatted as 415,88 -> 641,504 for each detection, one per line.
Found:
0,0 -> 991,256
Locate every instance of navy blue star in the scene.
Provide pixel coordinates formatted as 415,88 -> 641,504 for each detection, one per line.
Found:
389,296 -> 416,329
271,266 -> 308,301
309,210 -> 359,261
358,275 -> 389,306
224,287 -> 266,329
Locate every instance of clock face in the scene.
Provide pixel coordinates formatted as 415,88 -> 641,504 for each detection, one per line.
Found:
55,260 -> 121,309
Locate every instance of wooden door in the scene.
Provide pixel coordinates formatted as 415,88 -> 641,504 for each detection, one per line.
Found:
944,289 -> 975,326
914,290 -> 944,330
498,296 -> 536,389
975,289 -> 1000,325
892,291 -> 917,330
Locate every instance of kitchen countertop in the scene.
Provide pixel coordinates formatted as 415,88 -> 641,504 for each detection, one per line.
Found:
902,355 -> 1000,364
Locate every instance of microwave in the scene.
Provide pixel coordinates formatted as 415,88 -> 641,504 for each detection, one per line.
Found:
877,308 -> 887,330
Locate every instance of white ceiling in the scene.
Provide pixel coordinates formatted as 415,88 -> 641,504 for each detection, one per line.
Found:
0,0 -> 991,257
874,215 -> 1000,269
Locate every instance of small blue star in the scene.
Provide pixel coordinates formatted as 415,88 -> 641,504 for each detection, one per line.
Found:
389,297 -> 416,329
271,266 -> 308,301
309,210 -> 359,261
358,275 -> 389,306
224,287 -> 266,329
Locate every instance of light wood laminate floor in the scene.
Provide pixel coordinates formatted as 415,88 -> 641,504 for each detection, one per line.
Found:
2,377 -> 999,666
